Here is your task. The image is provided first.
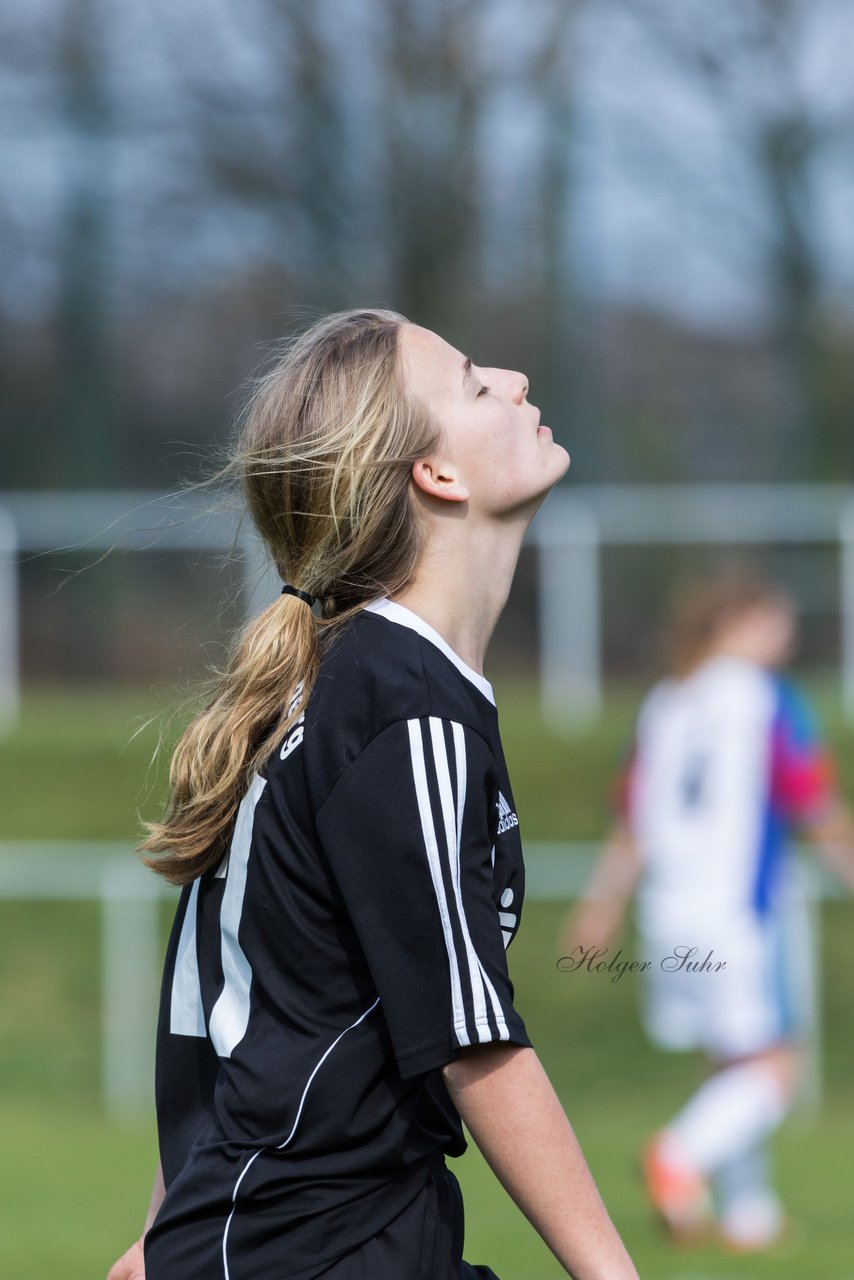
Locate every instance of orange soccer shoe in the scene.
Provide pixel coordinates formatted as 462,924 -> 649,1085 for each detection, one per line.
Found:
641,1134 -> 715,1246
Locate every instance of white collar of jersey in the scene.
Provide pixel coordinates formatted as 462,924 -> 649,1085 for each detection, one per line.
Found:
362,596 -> 496,706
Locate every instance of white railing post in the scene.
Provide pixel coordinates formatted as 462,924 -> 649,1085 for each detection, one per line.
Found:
101,858 -> 162,1123
0,504 -> 19,735
783,854 -> 823,1121
839,501 -> 854,723
537,503 -> 601,736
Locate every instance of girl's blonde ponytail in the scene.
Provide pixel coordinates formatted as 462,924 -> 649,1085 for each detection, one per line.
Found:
137,308 -> 441,884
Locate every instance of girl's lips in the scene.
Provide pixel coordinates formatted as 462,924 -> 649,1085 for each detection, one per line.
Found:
537,425 -> 552,435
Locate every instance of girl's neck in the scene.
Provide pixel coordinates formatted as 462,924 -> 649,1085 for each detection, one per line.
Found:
388,522 -> 526,677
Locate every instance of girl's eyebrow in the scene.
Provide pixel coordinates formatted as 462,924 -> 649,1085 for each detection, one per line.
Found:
461,356 -> 476,391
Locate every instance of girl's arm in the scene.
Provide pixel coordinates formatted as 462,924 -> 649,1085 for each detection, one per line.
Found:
442,1043 -> 640,1280
105,1162 -> 165,1280
803,797 -> 854,895
557,823 -> 642,960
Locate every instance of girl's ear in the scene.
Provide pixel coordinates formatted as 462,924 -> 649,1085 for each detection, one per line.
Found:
410,458 -> 469,504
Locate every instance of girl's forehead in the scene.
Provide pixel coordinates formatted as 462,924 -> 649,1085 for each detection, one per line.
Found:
400,323 -> 460,365
399,324 -> 466,396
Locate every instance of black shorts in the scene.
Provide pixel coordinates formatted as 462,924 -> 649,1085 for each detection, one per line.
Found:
306,1160 -> 502,1280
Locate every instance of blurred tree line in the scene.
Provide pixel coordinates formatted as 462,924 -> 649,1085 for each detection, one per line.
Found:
1,0 -> 853,494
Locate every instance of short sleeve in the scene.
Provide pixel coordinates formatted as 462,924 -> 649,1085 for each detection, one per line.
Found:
770,679 -> 837,823
315,716 -> 532,1079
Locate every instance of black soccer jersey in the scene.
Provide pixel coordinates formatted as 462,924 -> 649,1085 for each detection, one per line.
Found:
145,595 -> 532,1280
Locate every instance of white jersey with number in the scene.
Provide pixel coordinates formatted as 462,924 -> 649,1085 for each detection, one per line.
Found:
624,655 -> 831,937
619,655 -> 833,1055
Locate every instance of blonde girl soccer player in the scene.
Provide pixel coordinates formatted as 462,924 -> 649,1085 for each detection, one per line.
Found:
560,568 -> 854,1253
107,310 -> 641,1280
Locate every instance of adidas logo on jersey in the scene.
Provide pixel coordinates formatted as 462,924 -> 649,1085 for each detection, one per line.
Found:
496,790 -> 518,835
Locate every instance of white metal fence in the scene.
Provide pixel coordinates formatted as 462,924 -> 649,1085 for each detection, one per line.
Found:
536,484 -> 854,733
0,485 -> 848,1120
0,841 -> 834,1122
3,485 -> 854,737
0,487 -> 271,735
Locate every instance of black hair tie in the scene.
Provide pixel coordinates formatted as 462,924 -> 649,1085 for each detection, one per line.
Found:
280,583 -> 317,608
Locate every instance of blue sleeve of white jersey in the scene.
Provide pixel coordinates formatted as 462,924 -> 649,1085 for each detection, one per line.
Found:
770,677 -> 836,821
315,716 -> 532,1079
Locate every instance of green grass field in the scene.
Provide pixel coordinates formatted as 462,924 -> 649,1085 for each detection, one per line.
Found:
1,681 -> 853,1279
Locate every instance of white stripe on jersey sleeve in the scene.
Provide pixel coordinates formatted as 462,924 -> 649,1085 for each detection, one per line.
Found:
429,718 -> 491,1041
408,717 -> 510,1050
448,721 -> 510,1040
407,719 -> 471,1046
170,878 -> 206,1037
209,772 -> 268,1059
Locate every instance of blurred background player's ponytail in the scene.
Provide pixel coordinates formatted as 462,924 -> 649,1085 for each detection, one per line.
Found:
663,565 -> 795,679
137,308 -> 443,884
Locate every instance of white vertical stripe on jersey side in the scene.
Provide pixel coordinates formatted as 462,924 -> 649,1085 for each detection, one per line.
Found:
208,772 -> 267,1059
407,718 -> 470,1046
221,996 -> 381,1280
430,719 -> 491,1042
169,878 -> 207,1037
449,721 -> 510,1039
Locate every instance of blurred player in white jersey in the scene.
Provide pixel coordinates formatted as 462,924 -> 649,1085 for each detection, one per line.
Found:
560,567 -> 854,1252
